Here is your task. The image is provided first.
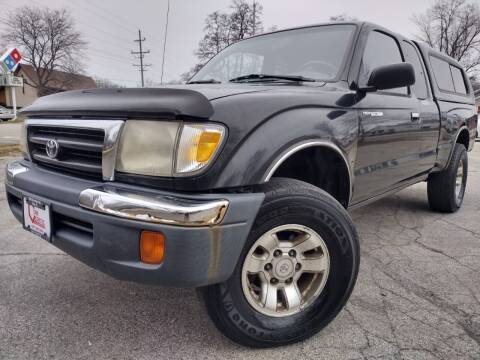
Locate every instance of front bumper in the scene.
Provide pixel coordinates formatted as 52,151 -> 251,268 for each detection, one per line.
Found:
5,161 -> 264,287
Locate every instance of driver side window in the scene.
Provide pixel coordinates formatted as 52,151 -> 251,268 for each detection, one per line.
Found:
360,31 -> 407,95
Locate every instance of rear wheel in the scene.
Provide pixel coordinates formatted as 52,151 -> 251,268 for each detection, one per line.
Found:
201,178 -> 360,348
427,143 -> 468,213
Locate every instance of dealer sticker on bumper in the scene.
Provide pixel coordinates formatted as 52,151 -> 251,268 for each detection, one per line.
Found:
23,197 -> 51,241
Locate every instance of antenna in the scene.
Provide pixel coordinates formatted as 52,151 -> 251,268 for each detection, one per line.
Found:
160,0 -> 170,84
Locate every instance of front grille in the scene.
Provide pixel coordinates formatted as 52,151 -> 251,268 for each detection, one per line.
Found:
28,126 -> 105,179
52,212 -> 94,247
53,212 -> 93,236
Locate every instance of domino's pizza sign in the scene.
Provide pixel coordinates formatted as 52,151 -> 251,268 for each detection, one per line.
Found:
0,48 -> 22,73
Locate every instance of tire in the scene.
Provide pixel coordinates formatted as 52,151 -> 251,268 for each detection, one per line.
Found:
427,143 -> 468,213
200,178 -> 360,348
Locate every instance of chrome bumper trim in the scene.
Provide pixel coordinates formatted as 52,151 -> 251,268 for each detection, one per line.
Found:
79,187 -> 229,227
5,161 -> 29,185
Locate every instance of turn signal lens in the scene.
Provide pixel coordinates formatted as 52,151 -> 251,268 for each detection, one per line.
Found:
197,131 -> 222,162
175,124 -> 225,174
140,231 -> 165,264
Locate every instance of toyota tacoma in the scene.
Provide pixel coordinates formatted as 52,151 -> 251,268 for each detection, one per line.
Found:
5,22 -> 477,347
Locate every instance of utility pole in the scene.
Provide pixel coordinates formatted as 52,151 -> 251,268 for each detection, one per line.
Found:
131,29 -> 151,87
252,1 -> 256,35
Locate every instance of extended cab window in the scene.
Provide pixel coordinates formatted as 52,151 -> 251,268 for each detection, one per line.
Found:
450,65 -> 467,95
430,56 -> 455,92
403,42 -> 428,99
360,31 -> 407,95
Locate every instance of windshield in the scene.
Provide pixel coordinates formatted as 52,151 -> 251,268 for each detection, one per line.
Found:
190,24 -> 356,83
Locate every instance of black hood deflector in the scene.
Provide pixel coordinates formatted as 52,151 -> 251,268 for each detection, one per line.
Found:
20,88 -> 214,119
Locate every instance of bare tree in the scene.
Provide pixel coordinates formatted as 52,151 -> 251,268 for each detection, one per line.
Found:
144,78 -> 165,87
250,2 -> 263,36
197,0 -> 263,61
94,76 -> 124,89
412,0 -> 480,73
1,6 -> 87,96
470,74 -> 479,89
181,63 -> 205,83
329,13 -> 358,22
183,0 -> 265,82
195,11 -> 231,64
229,0 -> 263,42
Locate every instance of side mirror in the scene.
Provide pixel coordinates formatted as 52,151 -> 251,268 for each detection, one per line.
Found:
361,62 -> 415,92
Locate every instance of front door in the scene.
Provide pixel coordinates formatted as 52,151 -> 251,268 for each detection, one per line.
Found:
401,40 -> 441,173
352,29 -> 423,204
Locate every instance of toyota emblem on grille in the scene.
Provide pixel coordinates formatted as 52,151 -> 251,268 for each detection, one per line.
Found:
46,139 -> 60,159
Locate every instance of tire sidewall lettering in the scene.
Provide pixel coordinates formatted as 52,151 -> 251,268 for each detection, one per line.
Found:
220,284 -> 272,338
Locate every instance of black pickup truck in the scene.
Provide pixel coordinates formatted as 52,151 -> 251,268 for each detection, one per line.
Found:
5,22 -> 477,347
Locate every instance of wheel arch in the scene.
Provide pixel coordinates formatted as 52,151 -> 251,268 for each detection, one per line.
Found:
263,140 -> 353,207
445,125 -> 469,169
207,105 -> 358,193
456,127 -> 470,150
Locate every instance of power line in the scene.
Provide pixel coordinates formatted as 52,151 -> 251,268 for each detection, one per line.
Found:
82,0 -> 141,34
68,1 -> 138,37
23,0 -> 132,48
102,77 -> 139,84
131,30 -> 151,88
89,47 -> 134,62
4,1 -> 138,62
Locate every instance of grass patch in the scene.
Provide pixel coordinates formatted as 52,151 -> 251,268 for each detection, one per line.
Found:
0,144 -> 21,157
0,116 -> 24,124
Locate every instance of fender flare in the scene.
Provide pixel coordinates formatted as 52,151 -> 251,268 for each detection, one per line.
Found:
445,125 -> 469,169
262,139 -> 354,204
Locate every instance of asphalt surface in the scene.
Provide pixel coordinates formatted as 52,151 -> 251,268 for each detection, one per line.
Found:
0,147 -> 479,360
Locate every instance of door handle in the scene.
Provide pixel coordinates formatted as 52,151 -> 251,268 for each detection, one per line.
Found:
411,112 -> 420,121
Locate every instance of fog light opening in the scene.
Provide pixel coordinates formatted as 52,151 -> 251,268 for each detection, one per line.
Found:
140,231 -> 165,264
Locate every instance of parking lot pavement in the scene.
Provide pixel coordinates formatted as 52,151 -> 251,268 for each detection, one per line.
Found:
0,148 -> 479,360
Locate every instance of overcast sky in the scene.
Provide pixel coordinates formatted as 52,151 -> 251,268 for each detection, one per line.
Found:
0,0 -> 435,86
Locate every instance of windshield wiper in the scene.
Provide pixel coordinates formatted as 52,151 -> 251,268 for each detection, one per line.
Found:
229,74 -> 316,83
188,79 -> 221,84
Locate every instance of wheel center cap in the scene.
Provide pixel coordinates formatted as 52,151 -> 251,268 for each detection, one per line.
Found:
273,258 -> 295,280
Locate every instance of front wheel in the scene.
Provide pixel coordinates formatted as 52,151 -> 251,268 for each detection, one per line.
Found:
200,178 -> 360,348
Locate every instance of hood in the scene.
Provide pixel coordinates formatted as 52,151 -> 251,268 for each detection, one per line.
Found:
20,88 -> 214,119
167,83 -> 275,101
20,85 -> 275,120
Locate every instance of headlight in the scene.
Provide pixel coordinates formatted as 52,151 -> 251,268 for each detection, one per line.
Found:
115,121 -> 225,177
116,120 -> 179,176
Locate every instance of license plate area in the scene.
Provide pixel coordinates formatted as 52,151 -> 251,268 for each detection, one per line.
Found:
23,197 -> 52,241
